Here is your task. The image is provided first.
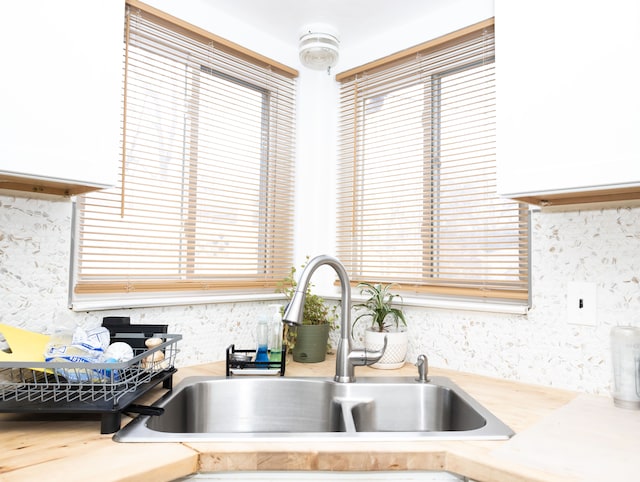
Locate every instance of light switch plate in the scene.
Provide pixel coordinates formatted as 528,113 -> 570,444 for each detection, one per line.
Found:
567,281 -> 597,326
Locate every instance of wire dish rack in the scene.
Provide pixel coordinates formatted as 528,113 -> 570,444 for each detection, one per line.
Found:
0,333 -> 181,434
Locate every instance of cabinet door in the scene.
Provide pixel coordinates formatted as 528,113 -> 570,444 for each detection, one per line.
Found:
0,0 -> 122,195
496,0 -> 640,205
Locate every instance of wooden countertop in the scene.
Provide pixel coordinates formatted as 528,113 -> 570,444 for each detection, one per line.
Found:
0,356 -> 637,482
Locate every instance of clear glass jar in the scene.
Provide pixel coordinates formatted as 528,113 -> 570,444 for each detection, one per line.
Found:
611,326 -> 640,409
269,304 -> 283,362
255,316 -> 270,365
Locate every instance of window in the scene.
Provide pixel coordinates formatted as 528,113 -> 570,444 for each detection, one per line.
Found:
73,2 -> 296,300
336,20 -> 529,303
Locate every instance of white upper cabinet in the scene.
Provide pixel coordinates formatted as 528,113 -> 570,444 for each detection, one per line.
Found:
496,0 -> 640,206
0,1 -> 123,196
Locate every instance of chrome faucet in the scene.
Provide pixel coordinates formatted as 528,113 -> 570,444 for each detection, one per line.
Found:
282,254 -> 387,383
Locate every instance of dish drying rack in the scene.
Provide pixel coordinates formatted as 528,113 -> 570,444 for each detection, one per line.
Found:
0,333 -> 181,434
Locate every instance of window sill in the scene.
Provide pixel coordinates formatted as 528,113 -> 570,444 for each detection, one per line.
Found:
400,295 -> 529,315
325,293 -> 530,315
70,291 -> 529,315
70,292 -> 287,312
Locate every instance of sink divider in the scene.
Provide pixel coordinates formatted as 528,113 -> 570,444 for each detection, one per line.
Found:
333,396 -> 373,433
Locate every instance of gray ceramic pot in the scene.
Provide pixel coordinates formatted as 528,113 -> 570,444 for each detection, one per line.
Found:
292,323 -> 330,363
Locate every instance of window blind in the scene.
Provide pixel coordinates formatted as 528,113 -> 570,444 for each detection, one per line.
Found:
74,1 -> 297,296
336,19 -> 530,302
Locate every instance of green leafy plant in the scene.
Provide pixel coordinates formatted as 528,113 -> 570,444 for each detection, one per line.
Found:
276,260 -> 338,352
352,282 -> 407,334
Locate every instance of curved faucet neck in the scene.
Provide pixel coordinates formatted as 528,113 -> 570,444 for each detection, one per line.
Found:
283,255 -> 385,383
290,255 -> 351,334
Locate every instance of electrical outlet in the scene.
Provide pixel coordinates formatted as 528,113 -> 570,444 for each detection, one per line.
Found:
567,281 -> 597,326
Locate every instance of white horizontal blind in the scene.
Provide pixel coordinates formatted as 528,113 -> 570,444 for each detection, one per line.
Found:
74,2 -> 296,295
337,21 -> 529,301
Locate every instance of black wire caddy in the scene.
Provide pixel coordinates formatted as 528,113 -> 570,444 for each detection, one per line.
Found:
0,331 -> 181,434
225,344 -> 286,376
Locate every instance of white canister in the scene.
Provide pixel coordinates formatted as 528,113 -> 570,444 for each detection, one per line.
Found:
610,326 -> 640,409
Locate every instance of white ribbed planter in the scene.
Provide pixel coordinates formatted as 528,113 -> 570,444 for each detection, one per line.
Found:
364,329 -> 408,369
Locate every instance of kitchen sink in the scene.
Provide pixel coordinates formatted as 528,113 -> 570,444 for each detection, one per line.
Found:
114,376 -> 513,442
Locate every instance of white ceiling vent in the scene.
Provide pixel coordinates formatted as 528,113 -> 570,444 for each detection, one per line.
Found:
298,24 -> 340,72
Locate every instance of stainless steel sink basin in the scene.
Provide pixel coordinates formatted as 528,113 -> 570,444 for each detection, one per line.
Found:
335,379 -> 487,433
114,376 -> 514,442
147,378 -> 340,433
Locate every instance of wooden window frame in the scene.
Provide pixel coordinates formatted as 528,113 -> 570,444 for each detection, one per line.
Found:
72,1 -> 297,299
336,19 -> 530,303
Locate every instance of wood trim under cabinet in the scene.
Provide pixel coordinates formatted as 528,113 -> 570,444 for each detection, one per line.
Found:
0,173 -> 110,197
510,185 -> 640,207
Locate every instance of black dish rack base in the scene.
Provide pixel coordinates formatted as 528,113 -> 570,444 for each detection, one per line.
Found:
0,333 -> 181,434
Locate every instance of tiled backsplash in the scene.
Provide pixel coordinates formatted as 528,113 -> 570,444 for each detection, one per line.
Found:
1,193 -> 639,395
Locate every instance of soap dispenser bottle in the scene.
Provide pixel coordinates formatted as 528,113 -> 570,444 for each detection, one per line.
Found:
268,304 -> 283,362
255,314 -> 270,366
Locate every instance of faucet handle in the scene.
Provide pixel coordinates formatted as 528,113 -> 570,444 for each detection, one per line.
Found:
346,335 -> 388,367
415,353 -> 430,382
367,334 -> 388,364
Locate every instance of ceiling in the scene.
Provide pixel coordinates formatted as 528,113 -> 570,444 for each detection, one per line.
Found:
199,0 -> 456,50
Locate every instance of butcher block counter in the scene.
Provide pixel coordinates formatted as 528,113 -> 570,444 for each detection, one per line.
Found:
1,356 -> 638,482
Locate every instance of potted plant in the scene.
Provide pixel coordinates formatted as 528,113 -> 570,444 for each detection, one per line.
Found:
276,261 -> 338,363
352,282 -> 408,369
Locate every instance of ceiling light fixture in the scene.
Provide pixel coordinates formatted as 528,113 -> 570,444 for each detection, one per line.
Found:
298,24 -> 340,73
